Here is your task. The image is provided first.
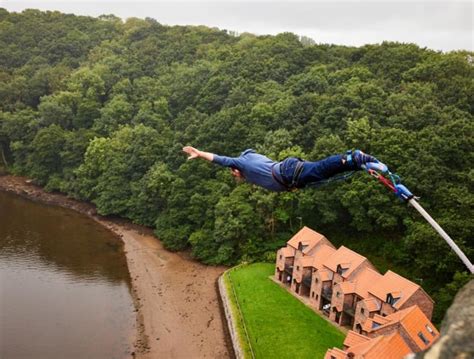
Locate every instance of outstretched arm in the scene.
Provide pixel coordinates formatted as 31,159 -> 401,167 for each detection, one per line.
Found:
182,145 -> 241,168
183,146 -> 214,161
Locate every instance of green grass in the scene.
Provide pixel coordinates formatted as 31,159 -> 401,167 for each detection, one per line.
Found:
225,263 -> 345,359
223,272 -> 255,358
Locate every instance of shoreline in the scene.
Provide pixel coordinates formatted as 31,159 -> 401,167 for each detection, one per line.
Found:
0,175 -> 232,358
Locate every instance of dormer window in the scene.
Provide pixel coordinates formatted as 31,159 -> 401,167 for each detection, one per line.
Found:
386,293 -> 400,307
298,242 -> 309,251
372,321 -> 381,329
336,264 -> 348,275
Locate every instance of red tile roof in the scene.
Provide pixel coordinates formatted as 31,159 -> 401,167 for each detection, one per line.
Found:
339,281 -> 356,294
376,305 -> 440,351
287,226 -> 327,253
311,244 -> 336,269
352,267 -> 383,298
324,348 -> 347,359
337,268 -> 382,298
280,246 -> 295,257
345,335 -> 383,357
328,331 -> 413,359
361,314 -> 392,332
303,256 -> 314,266
349,332 -> 413,359
344,330 -> 370,348
368,270 -> 432,309
360,297 -> 381,312
318,269 -> 334,282
323,245 -> 369,279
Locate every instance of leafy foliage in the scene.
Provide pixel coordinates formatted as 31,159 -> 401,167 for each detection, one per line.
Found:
1,8 -> 472,323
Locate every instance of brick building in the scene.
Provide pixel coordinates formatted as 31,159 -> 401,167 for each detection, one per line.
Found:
308,245 -> 376,321
275,226 -> 333,288
275,226 -> 439,358
330,267 -> 382,328
325,305 -> 439,358
293,243 -> 335,297
325,331 -> 412,359
352,270 -> 434,333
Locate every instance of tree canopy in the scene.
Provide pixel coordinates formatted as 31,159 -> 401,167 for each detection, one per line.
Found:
0,8 -> 472,324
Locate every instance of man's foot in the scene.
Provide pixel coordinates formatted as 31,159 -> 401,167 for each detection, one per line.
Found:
350,150 -> 388,172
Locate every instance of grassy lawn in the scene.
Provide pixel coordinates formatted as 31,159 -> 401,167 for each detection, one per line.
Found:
225,263 -> 345,359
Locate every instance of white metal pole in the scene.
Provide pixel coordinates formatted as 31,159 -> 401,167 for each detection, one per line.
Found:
408,198 -> 474,274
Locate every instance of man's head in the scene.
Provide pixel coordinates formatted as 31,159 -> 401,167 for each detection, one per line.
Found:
230,167 -> 244,181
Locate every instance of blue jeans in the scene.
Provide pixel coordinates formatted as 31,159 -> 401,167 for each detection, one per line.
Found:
280,154 -> 352,188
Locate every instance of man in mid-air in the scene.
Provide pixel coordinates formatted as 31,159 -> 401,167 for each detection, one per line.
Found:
182,146 -> 387,192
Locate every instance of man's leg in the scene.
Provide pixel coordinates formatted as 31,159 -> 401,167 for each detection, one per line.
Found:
297,150 -> 385,187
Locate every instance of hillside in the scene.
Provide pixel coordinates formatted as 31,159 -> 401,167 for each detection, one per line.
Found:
0,8 -> 472,324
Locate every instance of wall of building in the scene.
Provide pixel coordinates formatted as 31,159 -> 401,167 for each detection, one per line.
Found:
401,288 -> 434,320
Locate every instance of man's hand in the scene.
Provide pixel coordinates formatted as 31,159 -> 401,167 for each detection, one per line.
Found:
183,146 -> 214,162
183,146 -> 201,160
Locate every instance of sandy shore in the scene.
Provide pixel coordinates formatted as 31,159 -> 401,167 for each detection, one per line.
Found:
0,175 -> 232,358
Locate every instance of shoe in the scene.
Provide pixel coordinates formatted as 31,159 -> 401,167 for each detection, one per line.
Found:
349,150 -> 388,172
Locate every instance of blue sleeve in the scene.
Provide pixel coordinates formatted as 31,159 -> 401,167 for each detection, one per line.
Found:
212,154 -> 241,168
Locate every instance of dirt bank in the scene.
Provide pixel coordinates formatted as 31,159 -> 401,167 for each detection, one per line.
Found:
0,175 -> 232,359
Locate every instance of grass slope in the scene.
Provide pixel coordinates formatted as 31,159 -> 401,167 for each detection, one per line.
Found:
227,263 -> 345,359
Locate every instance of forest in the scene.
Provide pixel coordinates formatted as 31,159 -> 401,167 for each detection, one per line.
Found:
0,8 -> 472,324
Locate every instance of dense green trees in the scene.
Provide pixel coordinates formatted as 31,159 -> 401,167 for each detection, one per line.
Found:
0,8 -> 472,323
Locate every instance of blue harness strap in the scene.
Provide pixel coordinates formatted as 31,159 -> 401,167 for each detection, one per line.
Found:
345,150 -> 353,167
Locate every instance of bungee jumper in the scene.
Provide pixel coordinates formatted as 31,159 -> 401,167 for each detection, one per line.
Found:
183,145 -> 474,274
182,146 -> 386,191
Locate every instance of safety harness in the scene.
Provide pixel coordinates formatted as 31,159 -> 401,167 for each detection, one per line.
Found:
272,160 -> 356,192
271,162 -> 304,192
272,151 -> 357,192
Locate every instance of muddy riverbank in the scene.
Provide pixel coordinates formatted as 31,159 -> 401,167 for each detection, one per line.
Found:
0,175 -> 232,358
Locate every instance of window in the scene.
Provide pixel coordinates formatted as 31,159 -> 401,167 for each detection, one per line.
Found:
311,292 -> 315,298
386,293 -> 400,306
315,278 -> 319,284
298,242 -> 308,251
296,266 -> 300,271
418,332 -> 430,345
372,322 -> 381,329
316,295 -> 319,300
279,255 -> 282,259
336,264 -> 348,275
336,292 -> 340,298
426,325 -> 435,336
361,308 -> 365,315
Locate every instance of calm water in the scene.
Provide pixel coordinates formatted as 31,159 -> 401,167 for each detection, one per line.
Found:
0,191 -> 135,359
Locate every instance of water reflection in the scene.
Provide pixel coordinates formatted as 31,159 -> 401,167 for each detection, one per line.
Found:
0,191 -> 135,358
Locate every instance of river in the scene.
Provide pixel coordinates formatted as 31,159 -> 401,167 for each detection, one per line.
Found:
0,191 -> 135,358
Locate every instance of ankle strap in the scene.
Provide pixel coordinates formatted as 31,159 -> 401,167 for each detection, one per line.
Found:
345,150 -> 353,166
